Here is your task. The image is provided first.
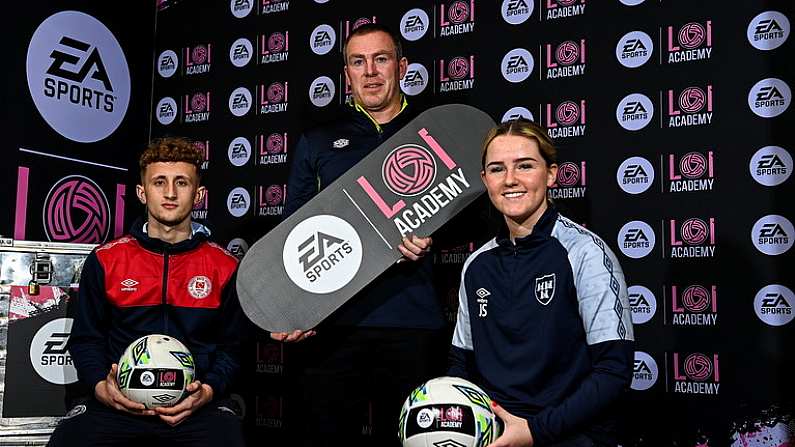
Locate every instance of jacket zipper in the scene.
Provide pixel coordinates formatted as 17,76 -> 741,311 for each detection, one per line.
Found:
162,250 -> 170,333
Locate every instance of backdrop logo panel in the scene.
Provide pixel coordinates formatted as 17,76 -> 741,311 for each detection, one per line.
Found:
227,187 -> 251,217
667,217 -> 716,258
259,82 -> 288,114
501,48 -> 534,83
619,0 -> 645,6
309,76 -> 334,107
258,184 -> 286,216
157,49 -> 178,77
617,156 -> 654,195
259,133 -> 288,165
748,78 -> 791,118
544,39 -> 586,79
227,237 -> 250,259
664,20 -> 712,64
616,31 -> 653,68
439,55 -> 475,93
195,140 -> 210,170
502,106 -> 534,122
438,0 -> 476,37
230,38 -> 253,67
26,11 -> 131,143
310,24 -> 336,55
29,318 -> 78,385
260,31 -> 288,64
544,99 -> 586,138
618,220 -> 655,259
631,351 -> 658,391
230,0 -> 254,18
184,44 -> 211,75
751,215 -> 793,255
401,8 -> 430,41
192,189 -> 208,220
43,175 -> 110,243
282,215 -> 363,294
501,0 -> 533,25
229,86 -> 252,116
754,284 -> 794,327
666,151 -> 715,193
156,96 -> 177,125
747,11 -> 790,51
616,93 -> 653,131
664,85 -> 713,128
750,146 -> 792,186
548,161 -> 586,200
628,285 -> 656,325
544,0 -> 585,20
401,63 -> 429,97
670,284 -> 718,326
260,0 -> 288,15
671,352 -> 720,395
183,91 -> 211,123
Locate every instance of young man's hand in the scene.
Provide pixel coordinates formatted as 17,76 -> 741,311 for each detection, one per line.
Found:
94,364 -> 155,416
487,401 -> 534,447
155,381 -> 214,426
270,329 -> 316,342
398,235 -> 433,262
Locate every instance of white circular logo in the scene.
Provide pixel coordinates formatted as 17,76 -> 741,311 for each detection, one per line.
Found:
26,11 -> 131,143
227,187 -> 251,217
314,0 -> 330,3
754,284 -> 794,326
228,136 -> 252,167
750,146 -> 792,186
309,76 -> 335,107
157,50 -> 178,78
30,318 -> 78,385
751,214 -> 793,255
416,408 -> 436,428
631,351 -> 658,391
616,31 -> 653,68
310,24 -> 336,55
617,156 -> 655,194
140,370 -> 156,386
619,0 -> 646,5
628,285 -> 657,325
229,86 -> 252,117
230,37 -> 253,67
400,63 -> 429,96
748,78 -> 791,118
400,8 -> 430,41
501,0 -> 533,25
156,97 -> 178,125
188,275 -> 212,299
230,0 -> 254,18
501,48 -> 534,83
618,220 -> 656,259
748,11 -> 790,51
502,106 -> 535,123
227,237 -> 250,258
283,215 -> 363,294
616,93 -> 654,131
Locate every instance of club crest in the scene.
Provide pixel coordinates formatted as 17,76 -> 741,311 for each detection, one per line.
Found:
534,273 -> 556,305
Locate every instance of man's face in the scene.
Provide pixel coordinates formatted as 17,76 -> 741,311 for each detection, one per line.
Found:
136,161 -> 204,228
344,31 -> 407,113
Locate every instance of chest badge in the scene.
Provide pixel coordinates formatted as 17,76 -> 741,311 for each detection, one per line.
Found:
332,138 -> 350,149
188,276 -> 212,299
534,273 -> 556,306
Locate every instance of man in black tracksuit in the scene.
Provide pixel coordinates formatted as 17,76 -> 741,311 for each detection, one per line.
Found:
280,24 -> 445,446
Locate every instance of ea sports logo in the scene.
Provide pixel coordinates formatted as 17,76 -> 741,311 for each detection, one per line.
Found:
750,145 -> 792,186
501,106 -> 534,123
27,11 -> 131,143
228,136 -> 252,167
44,175 -> 110,243
501,0 -> 532,25
310,24 -> 336,55
400,8 -> 430,41
631,351 -> 658,391
748,78 -> 791,118
382,145 -> 437,197
188,276 -> 212,299
230,38 -> 253,67
618,220 -> 655,258
30,318 -> 78,385
227,238 -> 249,259
747,11 -> 790,51
617,156 -> 654,195
157,50 -> 178,77
400,63 -> 429,96
156,97 -> 177,125
227,187 -> 251,217
616,93 -> 654,131
229,86 -> 252,116
754,284 -> 794,326
628,285 -> 657,325
283,215 -> 363,294
230,0 -> 254,18
501,48 -> 534,83
616,31 -> 653,68
752,214 -> 793,255
309,76 -> 335,107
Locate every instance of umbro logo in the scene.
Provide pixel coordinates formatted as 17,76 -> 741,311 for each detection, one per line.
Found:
120,278 -> 139,292
475,288 -> 490,299
475,288 -> 490,317
332,138 -> 349,149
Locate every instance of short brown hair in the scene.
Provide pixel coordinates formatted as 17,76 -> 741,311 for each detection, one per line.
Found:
139,137 -> 204,182
481,119 -> 557,169
342,23 -> 403,64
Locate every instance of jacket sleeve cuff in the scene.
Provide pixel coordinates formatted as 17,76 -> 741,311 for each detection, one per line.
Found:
526,416 -> 551,447
203,374 -> 225,398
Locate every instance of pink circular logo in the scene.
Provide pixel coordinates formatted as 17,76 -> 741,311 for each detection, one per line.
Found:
678,23 -> 706,49
555,41 -> 580,65
678,87 -> 706,113
267,82 -> 284,103
683,353 -> 712,381
447,1 -> 470,24
352,18 -> 371,30
681,218 -> 709,245
265,185 -> 283,205
268,32 -> 285,52
266,133 -> 284,154
555,101 -> 580,126
681,285 -> 710,312
44,175 -> 110,243
679,152 -> 707,179
447,57 -> 470,80
382,144 -> 437,196
192,45 -> 208,64
556,0 -> 578,5
556,162 -> 580,186
191,93 -> 207,112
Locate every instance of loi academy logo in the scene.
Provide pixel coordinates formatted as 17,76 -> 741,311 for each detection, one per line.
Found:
283,215 -> 363,294
27,11 -> 131,143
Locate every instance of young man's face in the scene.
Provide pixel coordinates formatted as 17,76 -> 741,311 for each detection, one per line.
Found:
344,31 -> 407,113
136,162 -> 204,228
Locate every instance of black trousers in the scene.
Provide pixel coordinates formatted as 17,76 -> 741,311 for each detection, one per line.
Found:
47,398 -> 245,447
291,327 -> 446,447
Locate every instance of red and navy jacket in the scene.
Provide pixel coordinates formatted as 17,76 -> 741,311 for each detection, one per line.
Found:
68,218 -> 244,397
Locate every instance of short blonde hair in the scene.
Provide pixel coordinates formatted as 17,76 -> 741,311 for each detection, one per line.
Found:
481,119 -> 557,169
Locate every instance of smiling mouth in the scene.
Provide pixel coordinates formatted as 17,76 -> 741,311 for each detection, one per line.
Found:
503,191 -> 526,198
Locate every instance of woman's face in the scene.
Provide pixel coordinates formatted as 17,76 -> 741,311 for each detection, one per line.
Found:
481,134 -> 557,229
